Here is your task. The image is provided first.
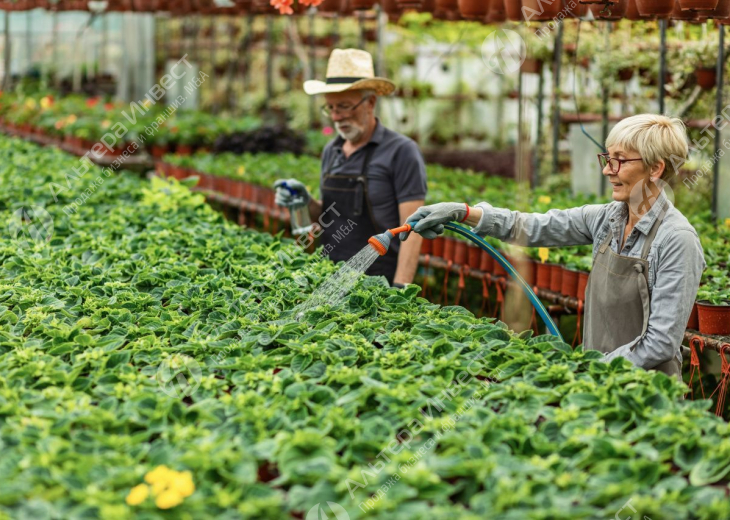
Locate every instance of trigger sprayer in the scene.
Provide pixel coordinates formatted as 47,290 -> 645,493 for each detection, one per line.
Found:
281,182 -> 313,236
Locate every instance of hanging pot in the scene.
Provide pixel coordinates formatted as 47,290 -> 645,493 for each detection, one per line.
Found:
351,0 -> 375,8
697,301 -> 730,335
617,67 -> 635,81
686,301 -> 699,330
549,263 -> 563,293
340,0 -> 354,13
522,0 -> 563,19
698,0 -> 730,15
480,249 -> 494,273
468,244 -> 481,268
626,0 -> 657,17
432,236 -> 445,258
561,268 -> 580,298
317,0 -> 341,11
458,0 -> 489,18
535,262 -> 551,289
443,237 -> 457,263
679,0 -> 718,9
421,238 -> 433,256
588,0 -> 627,19
521,58 -> 543,74
487,0 -> 507,19
566,1 -> 589,15
696,67 -> 717,90
635,0 -> 673,14
670,0 -> 699,16
454,240 -> 468,266
381,0 -> 403,19
436,0 -> 458,9
504,0 -> 523,19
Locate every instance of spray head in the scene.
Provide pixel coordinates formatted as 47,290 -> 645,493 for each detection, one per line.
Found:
368,224 -> 413,256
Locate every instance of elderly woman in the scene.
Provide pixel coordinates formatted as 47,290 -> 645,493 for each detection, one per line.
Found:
403,114 -> 705,380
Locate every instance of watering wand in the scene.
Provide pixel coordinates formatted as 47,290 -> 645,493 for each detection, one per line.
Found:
368,221 -> 564,340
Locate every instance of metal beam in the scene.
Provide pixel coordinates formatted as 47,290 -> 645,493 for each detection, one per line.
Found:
712,24 -> 725,221
658,18 -> 667,115
551,21 -> 564,176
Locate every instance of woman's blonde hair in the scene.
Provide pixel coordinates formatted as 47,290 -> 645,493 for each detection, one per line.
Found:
605,114 -> 689,178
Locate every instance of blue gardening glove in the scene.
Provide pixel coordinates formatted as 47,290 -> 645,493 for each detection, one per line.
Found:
400,202 -> 468,241
274,178 -> 311,208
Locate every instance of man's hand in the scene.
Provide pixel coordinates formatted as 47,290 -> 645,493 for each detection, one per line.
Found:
400,202 -> 468,241
273,179 -> 311,208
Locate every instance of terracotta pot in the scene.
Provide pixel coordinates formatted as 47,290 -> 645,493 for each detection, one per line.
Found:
577,271 -> 589,301
487,0 -> 507,20
626,0 -> 657,17
504,0 -> 524,19
176,144 -> 192,156
443,237 -> 457,263
480,249 -> 494,273
636,0 -> 674,14
561,268 -> 580,298
468,244 -> 481,268
522,0 -> 563,19
230,179 -> 245,199
151,144 -> 168,158
679,0 -> 718,9
494,254 -> 508,277
198,173 -> 214,190
687,301 -> 699,330
697,301 -> 730,335
258,187 -> 275,208
213,175 -> 228,194
421,238 -> 433,256
242,182 -> 254,202
549,263 -> 563,293
589,0 -> 627,18
432,236 -> 445,258
458,0 -> 489,18
696,67 -> 717,90
536,262 -> 551,289
436,0 -> 459,9
351,0 -> 375,8
454,240 -> 468,266
566,1 -> 589,15
671,0 -> 699,17
698,0 -> 730,15
381,0 -> 403,20
317,0 -> 341,11
617,67 -> 635,82
521,58 -> 543,74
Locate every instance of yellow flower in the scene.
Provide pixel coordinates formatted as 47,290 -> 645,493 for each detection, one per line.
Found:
237,166 -> 245,175
538,195 -> 552,205
144,465 -> 173,485
538,248 -> 549,264
40,96 -> 52,109
171,471 -> 195,498
125,484 -> 150,506
155,489 -> 184,509
725,218 -> 730,228
101,120 -> 111,129
66,114 -> 77,125
24,98 -> 37,109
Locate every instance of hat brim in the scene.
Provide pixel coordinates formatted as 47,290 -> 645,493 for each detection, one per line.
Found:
303,78 -> 396,96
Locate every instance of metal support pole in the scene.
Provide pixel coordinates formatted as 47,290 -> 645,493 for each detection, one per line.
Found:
358,11 -> 365,49
375,6 -> 384,119
25,10 -> 31,76
332,13 -> 339,47
712,25 -> 725,221
658,18 -> 667,115
101,13 -> 108,79
551,21 -> 564,175
242,14 -> 253,98
309,9 -> 316,127
265,15 -> 274,110
286,17 -> 294,92
600,23 -> 611,197
2,11 -> 10,91
226,17 -> 236,110
533,64 -> 545,187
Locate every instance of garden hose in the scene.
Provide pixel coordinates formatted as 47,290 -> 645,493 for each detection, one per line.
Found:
369,222 -> 563,340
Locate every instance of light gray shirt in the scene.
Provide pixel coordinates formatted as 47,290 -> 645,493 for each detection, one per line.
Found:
471,192 -> 706,369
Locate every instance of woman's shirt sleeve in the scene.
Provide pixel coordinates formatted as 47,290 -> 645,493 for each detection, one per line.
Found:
470,201 -> 605,247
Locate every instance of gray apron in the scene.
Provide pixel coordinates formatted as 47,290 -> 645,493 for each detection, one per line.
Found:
583,203 -> 682,381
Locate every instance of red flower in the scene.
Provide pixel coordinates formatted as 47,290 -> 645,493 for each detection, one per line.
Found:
300,0 -> 324,5
104,102 -> 114,111
86,97 -> 100,108
271,0 -> 294,14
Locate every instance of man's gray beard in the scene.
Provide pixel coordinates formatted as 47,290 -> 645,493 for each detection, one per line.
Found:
335,123 -> 363,142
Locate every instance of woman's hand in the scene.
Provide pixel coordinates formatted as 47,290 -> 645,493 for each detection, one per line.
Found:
401,203 -> 481,241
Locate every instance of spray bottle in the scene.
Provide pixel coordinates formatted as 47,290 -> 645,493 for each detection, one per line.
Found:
281,181 -> 313,236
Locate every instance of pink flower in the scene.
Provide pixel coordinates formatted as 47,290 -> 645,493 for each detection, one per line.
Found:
271,0 -> 294,14
322,126 -> 334,136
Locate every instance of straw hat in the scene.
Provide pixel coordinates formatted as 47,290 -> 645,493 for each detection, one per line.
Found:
303,49 -> 395,96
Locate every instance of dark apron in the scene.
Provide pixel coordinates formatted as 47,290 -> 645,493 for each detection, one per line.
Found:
583,202 -> 682,381
320,145 -> 398,284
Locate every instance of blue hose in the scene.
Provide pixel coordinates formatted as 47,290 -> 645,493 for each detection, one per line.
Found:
442,222 -> 564,340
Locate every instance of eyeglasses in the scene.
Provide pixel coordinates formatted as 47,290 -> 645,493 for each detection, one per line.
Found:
320,96 -> 370,118
597,153 -> 643,174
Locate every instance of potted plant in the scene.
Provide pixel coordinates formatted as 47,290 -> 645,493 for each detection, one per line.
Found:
679,0 -> 718,9
636,0 -> 674,15
458,0 -> 489,18
696,279 -> 730,335
683,41 -> 719,91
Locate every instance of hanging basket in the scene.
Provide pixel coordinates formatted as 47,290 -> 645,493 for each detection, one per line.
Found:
566,1 -> 589,15
436,0 -> 458,8
671,0 -> 699,17
589,0 -> 627,19
522,0 -> 563,20
521,58 -> 543,74
380,0 -> 403,19
635,0 -> 674,14
351,0 -> 375,8
457,0 -> 489,17
679,0 -> 718,9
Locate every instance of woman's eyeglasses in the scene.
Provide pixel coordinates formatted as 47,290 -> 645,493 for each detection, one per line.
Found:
597,153 -> 643,174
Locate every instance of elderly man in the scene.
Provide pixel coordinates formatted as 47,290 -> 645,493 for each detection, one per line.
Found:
274,49 -> 427,287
